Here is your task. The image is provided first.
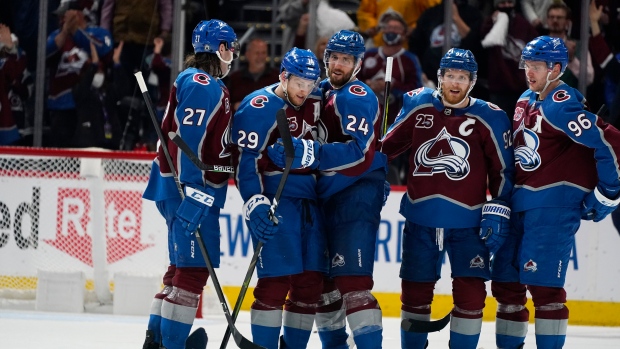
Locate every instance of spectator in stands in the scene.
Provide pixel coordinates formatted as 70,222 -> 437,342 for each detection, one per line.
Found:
357,0 -> 441,49
227,38 -> 279,112
546,1 -> 594,88
72,41 -> 126,149
589,0 -> 620,125
46,0 -> 113,148
279,0 -> 355,52
140,36 -> 172,149
0,23 -> 26,145
359,10 -> 423,185
521,0 -> 554,32
100,0 -> 172,86
481,0 -> 538,120
408,0 -> 484,87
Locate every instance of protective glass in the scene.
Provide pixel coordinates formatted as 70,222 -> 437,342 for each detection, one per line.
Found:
519,59 -> 549,72
326,52 -> 356,68
227,41 -> 240,59
287,75 -> 318,91
441,69 -> 471,85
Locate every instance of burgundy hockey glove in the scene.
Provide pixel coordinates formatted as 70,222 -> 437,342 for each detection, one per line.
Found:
581,186 -> 620,222
243,194 -> 279,243
175,186 -> 215,236
268,138 -> 319,169
479,199 -> 511,256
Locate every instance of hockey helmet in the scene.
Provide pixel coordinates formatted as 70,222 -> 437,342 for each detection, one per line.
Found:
439,48 -> 478,80
192,19 -> 239,58
281,47 -> 321,82
324,30 -> 365,63
519,36 -> 568,72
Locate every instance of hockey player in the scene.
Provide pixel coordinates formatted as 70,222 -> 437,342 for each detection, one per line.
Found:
230,47 -> 327,349
380,48 -> 515,349
490,36 -> 620,349
270,30 -> 389,349
141,19 -> 238,349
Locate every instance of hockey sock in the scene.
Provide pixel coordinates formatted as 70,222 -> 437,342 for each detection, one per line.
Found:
160,287 -> 201,349
145,265 -> 176,345
529,286 -> 568,349
449,277 -> 485,349
401,280 -> 435,349
281,271 -> 322,348
251,276 -> 289,349
316,277 -> 348,349
492,281 -> 529,349
336,276 -> 383,349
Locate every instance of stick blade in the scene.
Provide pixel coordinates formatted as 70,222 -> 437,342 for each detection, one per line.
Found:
275,109 -> 295,159
401,312 -> 451,333
185,327 -> 208,349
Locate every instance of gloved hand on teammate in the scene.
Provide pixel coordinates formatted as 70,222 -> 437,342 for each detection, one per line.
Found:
267,137 -> 319,170
383,180 -> 391,207
581,186 -> 620,222
175,186 -> 215,236
479,199 -> 511,256
243,194 -> 280,243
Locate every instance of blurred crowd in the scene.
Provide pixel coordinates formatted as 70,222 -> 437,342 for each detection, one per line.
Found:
0,0 -> 618,157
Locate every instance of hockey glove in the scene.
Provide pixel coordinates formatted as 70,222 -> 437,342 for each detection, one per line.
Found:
268,138 -> 319,170
243,194 -> 279,243
479,199 -> 511,256
581,186 -> 620,222
176,186 -> 215,236
383,180 -> 391,207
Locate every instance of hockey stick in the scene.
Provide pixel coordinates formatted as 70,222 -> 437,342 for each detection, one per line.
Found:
401,311 -> 451,333
381,56 -> 394,137
168,132 -> 235,173
220,108 -> 295,349
135,72 -> 265,349
185,327 -> 208,349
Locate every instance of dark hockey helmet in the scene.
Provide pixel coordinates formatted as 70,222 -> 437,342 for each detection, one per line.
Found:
324,30 -> 366,64
192,19 -> 239,58
519,36 -> 568,73
439,48 -> 478,80
281,47 -> 321,83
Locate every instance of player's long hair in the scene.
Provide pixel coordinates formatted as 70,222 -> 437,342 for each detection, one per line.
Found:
184,52 -> 223,77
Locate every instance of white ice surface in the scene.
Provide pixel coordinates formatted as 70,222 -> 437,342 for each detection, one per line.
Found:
1,309 -> 620,348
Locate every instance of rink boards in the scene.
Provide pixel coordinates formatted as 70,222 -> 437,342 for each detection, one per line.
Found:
0,174 -> 619,326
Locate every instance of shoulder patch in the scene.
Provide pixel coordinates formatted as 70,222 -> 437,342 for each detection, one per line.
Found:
552,90 -> 570,103
192,73 -> 210,85
348,84 -> 367,96
407,87 -> 424,97
487,102 -> 501,111
250,95 -> 269,108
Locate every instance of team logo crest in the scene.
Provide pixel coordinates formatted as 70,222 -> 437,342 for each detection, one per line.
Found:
552,90 -> 570,103
349,85 -> 367,96
524,259 -> 538,272
413,127 -> 470,180
513,120 -> 541,171
250,95 -> 269,108
513,106 -> 525,122
470,255 -> 485,268
332,253 -> 345,267
407,87 -> 424,97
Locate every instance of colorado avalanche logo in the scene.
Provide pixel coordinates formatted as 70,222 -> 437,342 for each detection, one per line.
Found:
407,87 -> 424,97
487,102 -> 501,111
332,253 -> 345,267
192,73 -> 210,85
219,124 -> 232,158
552,90 -> 570,103
250,95 -> 269,108
298,120 -> 317,139
349,85 -> 367,96
513,121 -> 541,171
470,255 -> 485,268
413,127 -> 470,180
524,259 -> 538,272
